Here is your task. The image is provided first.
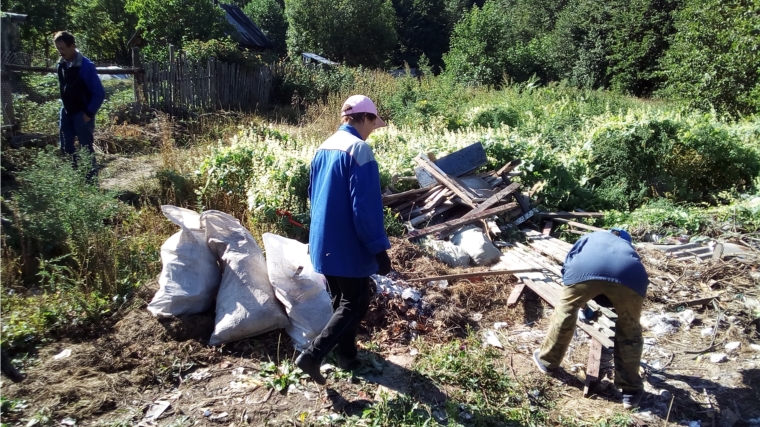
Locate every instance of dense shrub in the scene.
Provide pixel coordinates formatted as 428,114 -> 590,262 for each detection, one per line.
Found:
5,149 -> 124,255
242,0 -> 288,55
587,113 -> 760,209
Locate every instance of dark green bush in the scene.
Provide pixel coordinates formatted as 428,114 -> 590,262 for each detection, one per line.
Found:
588,115 -> 760,209
470,106 -> 521,128
6,149 -> 124,255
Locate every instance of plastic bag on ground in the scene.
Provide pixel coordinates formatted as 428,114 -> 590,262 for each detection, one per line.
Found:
201,211 -> 289,345
263,233 -> 333,351
148,205 -> 221,318
451,225 -> 502,266
423,238 -> 471,267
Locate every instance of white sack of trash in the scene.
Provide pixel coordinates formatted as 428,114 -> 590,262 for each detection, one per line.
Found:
147,206 -> 221,318
263,233 -> 332,351
201,210 -> 290,346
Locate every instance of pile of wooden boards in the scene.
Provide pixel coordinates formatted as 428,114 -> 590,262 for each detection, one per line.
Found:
382,142 -> 535,240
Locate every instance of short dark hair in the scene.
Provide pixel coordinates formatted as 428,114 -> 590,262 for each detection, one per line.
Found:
53,31 -> 76,47
341,112 -> 377,124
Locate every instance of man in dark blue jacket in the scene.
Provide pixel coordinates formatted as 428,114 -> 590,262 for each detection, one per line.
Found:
54,31 -> 105,179
296,95 -> 392,385
533,229 -> 649,410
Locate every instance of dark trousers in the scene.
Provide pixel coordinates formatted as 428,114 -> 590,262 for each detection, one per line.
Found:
304,275 -> 372,361
59,108 -> 96,177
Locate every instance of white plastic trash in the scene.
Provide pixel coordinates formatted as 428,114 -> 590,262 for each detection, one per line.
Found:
202,211 -> 289,346
262,233 -> 333,351
148,206 -> 221,318
424,239 -> 470,267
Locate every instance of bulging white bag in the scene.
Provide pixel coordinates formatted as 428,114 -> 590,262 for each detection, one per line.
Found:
424,238 -> 471,267
263,233 -> 333,351
148,205 -> 221,318
201,210 -> 289,346
451,225 -> 502,266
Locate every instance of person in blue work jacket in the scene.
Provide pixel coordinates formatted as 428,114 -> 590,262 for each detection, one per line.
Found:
295,95 -> 392,385
54,31 -> 105,180
533,228 -> 649,410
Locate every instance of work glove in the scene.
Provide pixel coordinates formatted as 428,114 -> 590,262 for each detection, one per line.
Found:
375,250 -> 391,276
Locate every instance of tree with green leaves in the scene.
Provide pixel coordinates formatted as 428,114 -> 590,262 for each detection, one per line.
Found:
391,0 -> 451,70
3,0 -> 69,56
125,0 -> 230,59
69,0 -> 138,64
284,0 -> 398,68
243,0 -> 288,55
657,0 -> 760,115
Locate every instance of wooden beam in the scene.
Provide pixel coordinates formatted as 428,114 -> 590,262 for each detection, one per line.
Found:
506,283 -> 526,307
406,202 -> 519,240
538,212 -> 604,219
552,218 -> 605,232
461,182 -> 521,220
496,159 -> 522,176
3,64 -> 145,75
414,155 -> 476,207
405,268 -> 538,283
542,220 -> 554,236
583,338 -> 604,397
382,187 -> 431,204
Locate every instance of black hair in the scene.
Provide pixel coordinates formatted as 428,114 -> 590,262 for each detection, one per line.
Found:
53,31 -> 76,47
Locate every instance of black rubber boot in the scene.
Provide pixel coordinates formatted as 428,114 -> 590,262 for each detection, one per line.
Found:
296,352 -> 326,385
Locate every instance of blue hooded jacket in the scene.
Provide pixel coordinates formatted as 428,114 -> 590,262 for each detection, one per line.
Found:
308,125 -> 391,277
562,231 -> 649,297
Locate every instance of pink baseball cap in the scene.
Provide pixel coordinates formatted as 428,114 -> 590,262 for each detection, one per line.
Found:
341,95 -> 386,129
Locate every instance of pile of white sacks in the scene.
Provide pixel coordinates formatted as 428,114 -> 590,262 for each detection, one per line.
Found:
423,224 -> 502,267
147,206 -> 333,350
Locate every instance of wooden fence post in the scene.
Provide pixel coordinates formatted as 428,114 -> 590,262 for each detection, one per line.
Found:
132,47 -> 143,109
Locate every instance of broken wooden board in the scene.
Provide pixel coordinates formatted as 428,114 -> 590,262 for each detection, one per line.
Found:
551,217 -> 605,233
506,283 -> 526,307
406,202 -> 519,240
405,268 -> 538,283
538,212 -> 604,219
583,338 -> 603,397
414,155 -> 476,207
460,182 -> 521,221
414,142 -> 488,188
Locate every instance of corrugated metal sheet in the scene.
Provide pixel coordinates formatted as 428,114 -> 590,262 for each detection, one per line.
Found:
301,53 -> 338,66
218,3 -> 273,50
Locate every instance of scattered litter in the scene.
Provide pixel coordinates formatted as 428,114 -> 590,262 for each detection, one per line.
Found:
641,313 -> 680,336
428,280 -> 448,290
709,353 -> 728,363
701,327 -> 714,338
410,348 -> 419,356
203,410 -> 211,417
725,342 -> 741,353
320,364 -> 335,373
143,401 -> 170,422
188,368 -> 211,381
209,412 -> 228,421
53,349 -> 72,360
493,322 -> 509,330
470,313 -> 483,322
60,418 -> 76,426
677,309 -> 696,328
685,421 -> 701,427
371,275 -> 405,297
649,360 -> 663,370
750,344 -> 760,352
659,389 -> 672,399
402,288 -> 421,302
230,375 -> 263,390
482,330 -> 503,348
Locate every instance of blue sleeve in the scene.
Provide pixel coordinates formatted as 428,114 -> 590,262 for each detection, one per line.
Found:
349,159 -> 390,255
81,61 -> 105,117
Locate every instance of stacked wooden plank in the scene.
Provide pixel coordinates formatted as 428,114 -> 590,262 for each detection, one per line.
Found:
382,142 -> 531,239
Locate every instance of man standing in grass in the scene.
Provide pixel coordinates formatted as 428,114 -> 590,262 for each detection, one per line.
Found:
54,31 -> 105,180
533,228 -> 649,410
296,95 -> 392,385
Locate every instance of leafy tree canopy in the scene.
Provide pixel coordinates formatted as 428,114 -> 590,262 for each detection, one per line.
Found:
243,0 -> 288,55
284,0 -> 398,68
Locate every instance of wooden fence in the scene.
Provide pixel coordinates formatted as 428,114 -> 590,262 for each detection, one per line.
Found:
139,47 -> 273,114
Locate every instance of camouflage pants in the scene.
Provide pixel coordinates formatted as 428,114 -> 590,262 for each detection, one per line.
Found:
538,280 -> 645,392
